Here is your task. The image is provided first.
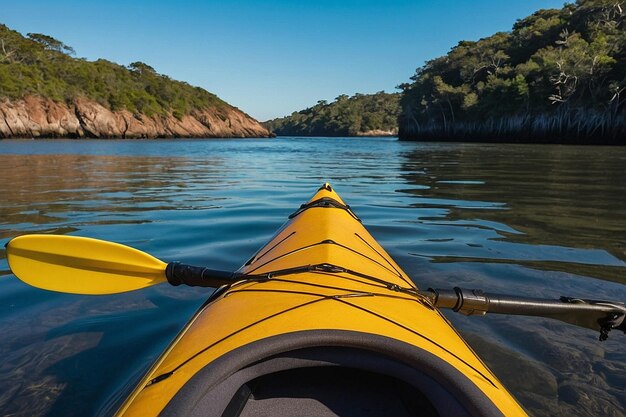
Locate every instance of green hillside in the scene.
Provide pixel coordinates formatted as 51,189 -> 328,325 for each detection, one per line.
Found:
264,92 -> 400,136
399,0 -> 625,143
0,24 -> 228,118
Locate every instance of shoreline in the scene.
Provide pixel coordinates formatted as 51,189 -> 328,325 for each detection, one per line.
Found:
0,96 -> 272,140
399,110 -> 626,145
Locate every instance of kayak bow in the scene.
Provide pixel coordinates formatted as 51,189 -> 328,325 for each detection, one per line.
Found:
115,183 -> 528,417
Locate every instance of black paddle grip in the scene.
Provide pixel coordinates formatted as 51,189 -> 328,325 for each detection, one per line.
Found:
165,262 -> 235,288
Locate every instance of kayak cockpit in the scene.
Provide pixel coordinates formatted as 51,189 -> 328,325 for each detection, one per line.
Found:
223,366 -> 436,417
157,330 -> 507,417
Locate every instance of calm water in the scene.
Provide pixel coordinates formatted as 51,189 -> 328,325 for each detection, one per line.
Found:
0,137 -> 625,417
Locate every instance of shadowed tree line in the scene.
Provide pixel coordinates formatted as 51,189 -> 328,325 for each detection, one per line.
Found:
264,92 -> 400,136
399,0 -> 626,144
0,24 -> 228,119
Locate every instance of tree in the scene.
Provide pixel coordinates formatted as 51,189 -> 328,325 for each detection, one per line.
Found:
128,61 -> 156,75
27,33 -> 75,55
0,24 -> 229,118
398,0 -> 625,142
264,93 -> 400,136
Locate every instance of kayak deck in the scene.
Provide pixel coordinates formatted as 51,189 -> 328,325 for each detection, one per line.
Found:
115,184 -> 526,417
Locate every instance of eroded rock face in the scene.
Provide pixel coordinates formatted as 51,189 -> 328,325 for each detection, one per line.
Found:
356,129 -> 398,137
0,96 -> 271,139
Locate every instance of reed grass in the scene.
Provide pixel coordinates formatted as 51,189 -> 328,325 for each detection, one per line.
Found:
398,109 -> 625,145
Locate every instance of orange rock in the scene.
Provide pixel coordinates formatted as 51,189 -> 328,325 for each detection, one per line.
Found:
0,96 -> 271,139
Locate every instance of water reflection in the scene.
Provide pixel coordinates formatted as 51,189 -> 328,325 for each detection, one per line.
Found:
397,143 -> 626,416
400,144 -> 626,282
0,154 -> 228,242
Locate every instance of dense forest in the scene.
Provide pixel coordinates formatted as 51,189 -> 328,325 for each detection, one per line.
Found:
399,0 -> 625,143
0,24 -> 228,118
3,0 -> 624,143
264,92 -> 400,136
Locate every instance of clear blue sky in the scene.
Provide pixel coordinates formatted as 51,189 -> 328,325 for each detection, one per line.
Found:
3,0 -> 565,121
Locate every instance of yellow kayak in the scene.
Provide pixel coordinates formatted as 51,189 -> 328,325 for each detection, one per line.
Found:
6,184 -> 624,416
114,183 -> 527,417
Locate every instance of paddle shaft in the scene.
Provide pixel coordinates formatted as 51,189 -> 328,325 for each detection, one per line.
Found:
165,262 -> 239,287
423,287 -> 626,341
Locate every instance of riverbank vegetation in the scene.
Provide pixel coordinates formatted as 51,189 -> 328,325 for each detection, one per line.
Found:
264,92 -> 400,136
399,0 -> 625,144
0,24 -> 228,118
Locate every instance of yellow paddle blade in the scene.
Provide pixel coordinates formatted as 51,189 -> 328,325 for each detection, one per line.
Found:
6,234 -> 168,295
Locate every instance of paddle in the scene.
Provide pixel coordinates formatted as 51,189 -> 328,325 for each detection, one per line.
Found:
5,234 -> 236,295
420,288 -> 626,341
5,234 -> 626,340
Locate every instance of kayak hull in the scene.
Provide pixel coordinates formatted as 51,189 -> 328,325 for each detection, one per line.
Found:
115,184 -> 527,417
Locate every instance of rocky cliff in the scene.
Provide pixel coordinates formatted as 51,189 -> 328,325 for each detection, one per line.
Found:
0,96 -> 271,139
